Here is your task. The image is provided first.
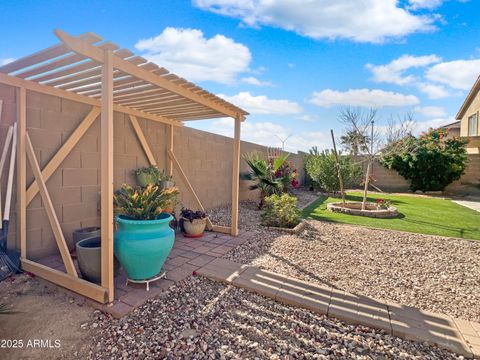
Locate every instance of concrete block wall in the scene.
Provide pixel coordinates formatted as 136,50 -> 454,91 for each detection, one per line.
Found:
0,83 -> 305,260
354,155 -> 480,195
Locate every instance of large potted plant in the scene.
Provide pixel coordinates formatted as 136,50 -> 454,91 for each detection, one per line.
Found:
114,184 -> 179,282
180,208 -> 207,238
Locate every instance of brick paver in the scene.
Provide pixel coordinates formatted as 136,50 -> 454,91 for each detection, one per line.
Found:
196,259 -> 479,358
39,230 -> 247,318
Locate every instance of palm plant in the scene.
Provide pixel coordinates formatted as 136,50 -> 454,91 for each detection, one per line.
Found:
242,152 -> 290,208
340,130 -> 369,155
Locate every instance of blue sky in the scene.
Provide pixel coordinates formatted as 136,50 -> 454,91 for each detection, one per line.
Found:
1,0 -> 479,152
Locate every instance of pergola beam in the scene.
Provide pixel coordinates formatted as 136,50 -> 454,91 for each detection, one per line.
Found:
0,73 -> 183,127
55,29 -> 241,118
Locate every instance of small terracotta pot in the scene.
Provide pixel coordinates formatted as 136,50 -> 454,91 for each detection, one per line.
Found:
182,218 -> 206,237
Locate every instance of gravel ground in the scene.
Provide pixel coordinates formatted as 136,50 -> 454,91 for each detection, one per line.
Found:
208,190 -> 480,322
86,276 -> 463,359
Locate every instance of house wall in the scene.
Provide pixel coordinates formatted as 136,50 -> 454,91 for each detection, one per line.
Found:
0,84 -> 304,260
459,91 -> 480,154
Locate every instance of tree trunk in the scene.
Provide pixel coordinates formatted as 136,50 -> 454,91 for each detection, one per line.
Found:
362,160 -> 371,210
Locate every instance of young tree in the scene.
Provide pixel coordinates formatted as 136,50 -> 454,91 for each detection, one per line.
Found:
339,107 -> 415,209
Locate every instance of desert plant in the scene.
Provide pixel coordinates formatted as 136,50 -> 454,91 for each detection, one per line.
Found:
180,208 -> 206,222
261,193 -> 301,229
242,152 -> 292,207
340,130 -> 369,155
114,184 -> 179,220
157,169 -> 173,182
132,165 -> 164,187
305,149 -> 361,193
380,128 -> 468,192
0,303 -> 15,314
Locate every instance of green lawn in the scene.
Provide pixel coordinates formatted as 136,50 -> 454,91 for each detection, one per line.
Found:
302,191 -> 480,240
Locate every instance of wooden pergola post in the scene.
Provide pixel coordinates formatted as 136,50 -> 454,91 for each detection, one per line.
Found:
100,50 -> 114,303
17,87 -> 26,258
231,115 -> 242,236
167,124 -> 173,177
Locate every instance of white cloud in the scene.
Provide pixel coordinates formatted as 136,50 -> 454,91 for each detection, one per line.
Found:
0,58 -> 15,66
426,59 -> 480,90
408,0 -> 444,10
135,27 -> 251,84
414,117 -> 455,134
366,54 -> 441,85
193,0 -> 436,43
414,105 -> 446,118
218,91 -> 302,115
417,82 -> 450,99
202,118 -> 329,152
309,88 -> 419,108
240,76 -> 273,87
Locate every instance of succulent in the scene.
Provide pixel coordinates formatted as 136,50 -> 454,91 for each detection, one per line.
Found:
114,184 -> 179,220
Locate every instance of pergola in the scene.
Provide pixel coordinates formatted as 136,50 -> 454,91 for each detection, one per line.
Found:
0,30 -> 248,303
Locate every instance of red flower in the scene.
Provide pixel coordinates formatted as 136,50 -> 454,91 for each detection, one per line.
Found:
375,199 -> 384,203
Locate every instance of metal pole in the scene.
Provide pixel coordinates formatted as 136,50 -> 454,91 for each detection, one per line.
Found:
330,129 -> 346,204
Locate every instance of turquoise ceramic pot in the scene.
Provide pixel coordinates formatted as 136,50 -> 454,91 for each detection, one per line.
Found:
114,213 -> 174,281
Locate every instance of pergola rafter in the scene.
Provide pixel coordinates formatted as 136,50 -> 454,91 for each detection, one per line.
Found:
0,29 -> 247,304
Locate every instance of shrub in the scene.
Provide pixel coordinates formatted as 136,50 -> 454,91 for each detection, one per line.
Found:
304,149 -> 361,193
261,194 -> 301,229
242,152 -> 292,207
114,184 -> 179,220
380,129 -> 468,192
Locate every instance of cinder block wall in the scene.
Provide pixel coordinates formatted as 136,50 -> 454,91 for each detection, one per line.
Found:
0,84 -> 305,260
354,155 -> 480,194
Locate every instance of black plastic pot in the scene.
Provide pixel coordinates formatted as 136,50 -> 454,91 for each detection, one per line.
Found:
69,226 -> 101,252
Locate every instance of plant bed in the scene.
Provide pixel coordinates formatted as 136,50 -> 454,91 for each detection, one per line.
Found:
264,219 -> 307,234
327,201 -> 398,218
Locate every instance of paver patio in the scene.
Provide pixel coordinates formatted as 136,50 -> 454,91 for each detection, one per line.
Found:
197,258 -> 480,358
35,230 -> 253,318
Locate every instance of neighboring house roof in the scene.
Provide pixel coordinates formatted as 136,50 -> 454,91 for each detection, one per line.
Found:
437,120 -> 461,130
456,75 -> 480,120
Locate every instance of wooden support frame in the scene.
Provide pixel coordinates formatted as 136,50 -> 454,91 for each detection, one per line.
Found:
101,49 -> 115,303
231,115 -> 242,236
129,115 -> 157,166
167,150 -> 214,231
26,106 -> 100,205
21,259 -> 107,303
3,29 -> 248,306
17,87 -> 27,258
167,125 -> 173,177
26,133 -> 78,276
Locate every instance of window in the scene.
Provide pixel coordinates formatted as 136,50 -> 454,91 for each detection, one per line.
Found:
468,113 -> 478,136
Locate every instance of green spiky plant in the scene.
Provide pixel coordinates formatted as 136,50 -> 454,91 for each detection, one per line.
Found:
0,303 -> 15,314
242,152 -> 291,208
114,184 -> 179,220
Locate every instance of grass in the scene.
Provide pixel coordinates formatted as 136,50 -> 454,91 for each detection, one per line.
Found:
302,191 -> 480,240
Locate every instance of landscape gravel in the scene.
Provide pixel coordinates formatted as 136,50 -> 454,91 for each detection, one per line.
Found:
87,276 -> 464,359
208,191 -> 480,322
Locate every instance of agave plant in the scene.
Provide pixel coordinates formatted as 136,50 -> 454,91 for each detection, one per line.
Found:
114,184 -> 179,220
0,303 -> 15,314
242,152 -> 291,208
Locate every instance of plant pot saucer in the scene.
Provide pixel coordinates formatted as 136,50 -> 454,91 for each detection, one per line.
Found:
183,232 -> 204,238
